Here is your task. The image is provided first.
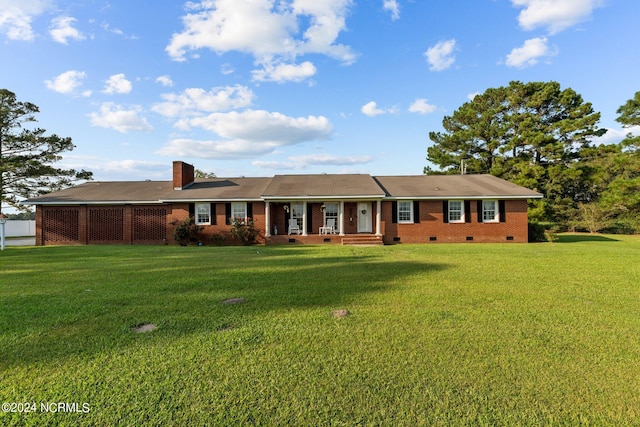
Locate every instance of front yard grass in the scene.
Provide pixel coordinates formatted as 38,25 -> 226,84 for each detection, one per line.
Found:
1,235 -> 640,425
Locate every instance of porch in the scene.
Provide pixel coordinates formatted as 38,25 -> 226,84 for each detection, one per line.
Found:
264,200 -> 383,239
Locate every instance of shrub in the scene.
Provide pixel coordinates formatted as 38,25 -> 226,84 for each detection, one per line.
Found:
170,217 -> 203,246
229,217 -> 260,245
210,233 -> 226,245
528,222 -> 557,242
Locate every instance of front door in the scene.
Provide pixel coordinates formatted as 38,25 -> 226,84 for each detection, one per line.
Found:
357,202 -> 372,233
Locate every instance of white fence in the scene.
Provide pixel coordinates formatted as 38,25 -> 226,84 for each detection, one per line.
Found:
4,220 -> 36,237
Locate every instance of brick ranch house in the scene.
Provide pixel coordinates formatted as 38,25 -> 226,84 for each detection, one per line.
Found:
24,161 -> 542,246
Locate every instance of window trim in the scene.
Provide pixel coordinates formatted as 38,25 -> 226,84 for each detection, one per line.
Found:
397,200 -> 414,224
482,200 -> 499,223
291,202 -> 304,229
231,202 -> 247,223
448,200 -> 465,223
195,203 -> 211,225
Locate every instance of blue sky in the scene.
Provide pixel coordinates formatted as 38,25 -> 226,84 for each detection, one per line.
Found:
1,0 -> 639,182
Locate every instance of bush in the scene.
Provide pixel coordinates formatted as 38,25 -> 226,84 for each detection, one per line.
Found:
170,217 -> 203,246
229,217 -> 260,245
210,233 -> 226,245
528,222 -> 557,242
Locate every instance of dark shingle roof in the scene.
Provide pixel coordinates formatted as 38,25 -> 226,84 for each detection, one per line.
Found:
162,177 -> 273,201
24,173 -> 542,205
23,181 -> 173,204
262,174 -> 386,199
374,174 -> 542,199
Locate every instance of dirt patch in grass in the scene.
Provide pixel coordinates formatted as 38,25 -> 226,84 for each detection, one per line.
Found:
221,297 -> 245,305
331,309 -> 350,318
132,323 -> 157,333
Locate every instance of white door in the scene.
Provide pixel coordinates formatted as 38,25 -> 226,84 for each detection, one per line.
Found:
357,202 -> 372,233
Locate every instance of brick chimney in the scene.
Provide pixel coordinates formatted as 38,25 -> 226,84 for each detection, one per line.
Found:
173,161 -> 195,190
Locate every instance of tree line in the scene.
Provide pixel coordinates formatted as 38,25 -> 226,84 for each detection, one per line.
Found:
426,81 -> 640,234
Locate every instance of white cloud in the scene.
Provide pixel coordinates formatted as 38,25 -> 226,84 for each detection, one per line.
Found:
425,39 -> 456,71
505,37 -> 556,68
63,156 -> 168,180
44,70 -> 88,95
188,109 -> 333,142
383,0 -> 400,20
253,153 -> 373,170
512,0 -> 604,34
157,109 -> 333,159
408,98 -> 437,114
152,85 -> 254,118
102,73 -> 133,94
0,0 -> 52,41
221,63 -> 235,75
157,138 -> 276,159
49,16 -> 84,44
361,101 -> 396,117
165,0 -> 355,82
467,92 -> 480,101
101,22 -> 137,40
88,102 -> 153,133
592,126 -> 640,146
252,61 -> 317,83
155,75 -> 174,87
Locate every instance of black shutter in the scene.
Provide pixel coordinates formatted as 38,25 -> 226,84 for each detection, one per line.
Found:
499,200 -> 506,223
225,203 -> 231,225
443,201 -> 449,223
477,200 -> 483,223
307,203 -> 313,233
392,201 -> 398,224
464,201 -> 471,223
188,203 -> 195,218
413,201 -> 420,223
210,203 -> 216,225
247,202 -> 253,219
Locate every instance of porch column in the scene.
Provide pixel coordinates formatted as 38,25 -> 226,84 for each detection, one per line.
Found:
265,201 -> 271,237
376,199 -> 382,236
339,201 -> 345,236
302,201 -> 308,236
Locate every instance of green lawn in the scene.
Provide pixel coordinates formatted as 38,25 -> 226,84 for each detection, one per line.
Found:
1,235 -> 640,426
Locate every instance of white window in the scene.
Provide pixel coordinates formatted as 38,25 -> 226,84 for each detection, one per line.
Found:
324,203 -> 338,225
291,202 -> 304,229
483,200 -> 499,223
398,201 -> 413,223
231,202 -> 247,222
195,203 -> 210,225
448,200 -> 464,223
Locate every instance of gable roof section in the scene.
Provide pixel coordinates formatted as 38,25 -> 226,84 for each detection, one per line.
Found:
23,181 -> 174,204
262,174 -> 386,200
374,174 -> 543,199
162,177 -> 272,201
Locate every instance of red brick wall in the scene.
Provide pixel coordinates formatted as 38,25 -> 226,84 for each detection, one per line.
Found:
172,161 -> 194,190
170,202 -> 267,245
37,205 -> 169,245
36,199 -> 530,246
381,200 -> 528,243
